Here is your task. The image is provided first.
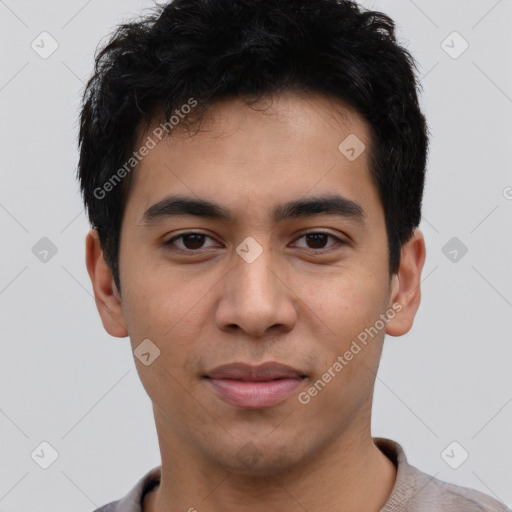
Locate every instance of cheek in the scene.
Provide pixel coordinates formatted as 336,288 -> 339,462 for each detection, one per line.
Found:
123,274 -> 200,341
306,267 -> 390,407
295,264 -> 388,348
298,274 -> 387,419
120,263 -> 217,383
120,271 -> 207,415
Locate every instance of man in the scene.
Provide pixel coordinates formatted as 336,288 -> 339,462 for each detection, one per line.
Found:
78,0 -> 509,510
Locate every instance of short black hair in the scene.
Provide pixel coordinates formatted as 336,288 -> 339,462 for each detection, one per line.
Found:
78,0 -> 429,292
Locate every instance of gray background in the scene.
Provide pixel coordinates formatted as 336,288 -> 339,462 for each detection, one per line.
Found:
0,0 -> 511,510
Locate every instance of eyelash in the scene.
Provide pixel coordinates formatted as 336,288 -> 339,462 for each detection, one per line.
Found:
164,231 -> 346,253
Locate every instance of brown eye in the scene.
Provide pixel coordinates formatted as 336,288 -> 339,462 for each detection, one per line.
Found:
293,232 -> 344,251
305,233 -> 329,249
181,234 -> 206,250
165,232 -> 218,252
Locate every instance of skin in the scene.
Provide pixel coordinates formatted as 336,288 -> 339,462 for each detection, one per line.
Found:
86,91 -> 426,511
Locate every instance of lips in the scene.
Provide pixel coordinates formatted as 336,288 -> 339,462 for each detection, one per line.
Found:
204,362 -> 306,409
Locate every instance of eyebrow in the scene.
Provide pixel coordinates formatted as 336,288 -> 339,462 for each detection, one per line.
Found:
141,194 -> 367,225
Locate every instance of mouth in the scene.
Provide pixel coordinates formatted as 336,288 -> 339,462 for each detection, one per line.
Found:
204,362 -> 307,409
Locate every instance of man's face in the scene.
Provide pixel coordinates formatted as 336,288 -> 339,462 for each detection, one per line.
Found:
109,92 -> 403,473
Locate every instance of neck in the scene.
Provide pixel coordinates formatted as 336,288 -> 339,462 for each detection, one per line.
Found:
144,413 -> 397,512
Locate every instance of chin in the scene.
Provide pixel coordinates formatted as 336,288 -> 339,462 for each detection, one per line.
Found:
204,434 -> 313,477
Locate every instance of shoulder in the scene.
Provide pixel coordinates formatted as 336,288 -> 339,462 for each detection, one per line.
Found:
374,437 -> 510,512
90,466 -> 161,512
408,463 -> 509,511
92,503 -> 119,512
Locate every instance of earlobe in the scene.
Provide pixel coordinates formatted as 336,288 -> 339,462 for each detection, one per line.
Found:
385,229 -> 426,337
85,229 -> 128,338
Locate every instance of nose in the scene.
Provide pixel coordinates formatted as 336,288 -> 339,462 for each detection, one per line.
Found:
214,241 -> 297,339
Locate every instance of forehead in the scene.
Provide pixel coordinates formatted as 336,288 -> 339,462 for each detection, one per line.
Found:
125,91 -> 380,224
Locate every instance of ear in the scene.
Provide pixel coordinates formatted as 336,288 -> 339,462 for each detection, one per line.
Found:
85,229 -> 128,337
385,228 -> 426,337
